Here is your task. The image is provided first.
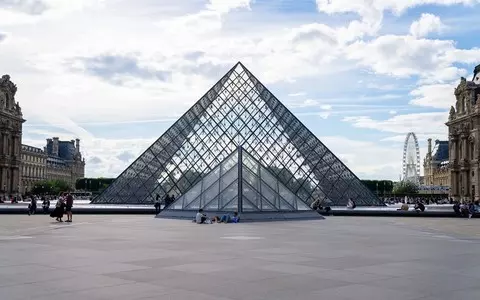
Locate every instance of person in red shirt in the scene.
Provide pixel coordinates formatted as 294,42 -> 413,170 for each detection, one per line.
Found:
65,192 -> 74,222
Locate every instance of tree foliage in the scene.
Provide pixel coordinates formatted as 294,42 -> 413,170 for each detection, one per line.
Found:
392,181 -> 419,195
31,180 -> 71,195
360,180 -> 394,195
76,178 -> 115,192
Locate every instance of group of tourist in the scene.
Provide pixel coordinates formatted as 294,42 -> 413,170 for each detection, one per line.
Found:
25,192 -> 74,222
0,194 -> 21,203
194,209 -> 240,224
154,193 -> 176,214
382,196 -> 451,205
453,201 -> 480,218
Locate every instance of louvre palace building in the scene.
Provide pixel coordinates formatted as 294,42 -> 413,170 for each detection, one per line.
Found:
447,64 -> 480,202
0,73 -> 85,196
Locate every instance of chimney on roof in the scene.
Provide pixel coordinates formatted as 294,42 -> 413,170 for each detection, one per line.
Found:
52,137 -> 59,156
427,138 -> 432,157
75,138 -> 80,154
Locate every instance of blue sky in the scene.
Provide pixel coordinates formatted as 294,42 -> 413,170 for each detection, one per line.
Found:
1,0 -> 479,180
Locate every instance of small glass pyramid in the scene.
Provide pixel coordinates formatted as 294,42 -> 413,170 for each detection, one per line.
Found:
164,147 -> 313,212
92,62 -> 383,207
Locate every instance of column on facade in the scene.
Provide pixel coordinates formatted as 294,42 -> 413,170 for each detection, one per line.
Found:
2,132 -> 7,156
11,135 -> 16,157
12,168 -> 19,193
0,132 -> 3,155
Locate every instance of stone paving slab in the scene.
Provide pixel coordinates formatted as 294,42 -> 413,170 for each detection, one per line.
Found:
0,215 -> 479,300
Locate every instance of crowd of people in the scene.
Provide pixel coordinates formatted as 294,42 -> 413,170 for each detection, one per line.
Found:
382,196 -> 452,205
24,192 -> 74,222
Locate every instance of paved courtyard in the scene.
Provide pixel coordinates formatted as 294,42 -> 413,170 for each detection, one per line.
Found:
1,215 -> 480,300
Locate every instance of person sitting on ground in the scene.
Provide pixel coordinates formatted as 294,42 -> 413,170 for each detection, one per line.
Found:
195,209 -> 207,224
453,201 -> 461,216
220,212 -> 240,223
460,203 -> 470,218
397,203 -> 409,211
414,201 -> 425,212
346,198 -> 356,209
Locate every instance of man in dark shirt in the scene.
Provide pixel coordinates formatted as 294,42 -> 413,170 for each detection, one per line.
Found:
65,193 -> 74,222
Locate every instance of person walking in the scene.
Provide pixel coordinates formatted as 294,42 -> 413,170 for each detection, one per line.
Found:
28,196 -> 37,216
65,192 -> 74,223
154,194 -> 161,215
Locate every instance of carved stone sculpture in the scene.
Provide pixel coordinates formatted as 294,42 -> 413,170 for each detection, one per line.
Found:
449,106 -> 455,120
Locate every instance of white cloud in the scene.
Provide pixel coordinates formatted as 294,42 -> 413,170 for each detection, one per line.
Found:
409,13 -> 445,37
409,82 -> 456,108
342,112 -> 448,135
206,0 -> 253,13
288,92 -> 306,97
320,136 -> 403,180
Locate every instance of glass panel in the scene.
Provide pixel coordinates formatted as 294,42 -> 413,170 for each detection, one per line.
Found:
171,196 -> 184,209
202,181 -> 220,205
203,165 -> 220,190
243,152 -> 258,174
243,166 -> 258,189
242,180 -> 260,208
261,182 -> 277,209
278,184 -> 296,207
222,197 -> 238,211
220,181 -> 238,208
222,151 -> 238,174
185,196 -> 201,210
221,165 -> 238,190
260,166 -> 277,191
261,196 -> 275,211
296,200 -> 311,211
242,197 -> 260,211
279,197 -> 295,211
183,181 -> 202,207
205,197 -> 219,211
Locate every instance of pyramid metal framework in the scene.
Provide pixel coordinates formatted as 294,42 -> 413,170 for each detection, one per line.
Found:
164,147 -> 313,213
93,62 -> 383,207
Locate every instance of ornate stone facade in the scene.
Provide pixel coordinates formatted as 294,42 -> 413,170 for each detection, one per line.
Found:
0,75 -> 25,195
45,138 -> 85,188
423,138 -> 450,188
20,145 -> 47,193
20,138 -> 86,191
446,64 -> 480,202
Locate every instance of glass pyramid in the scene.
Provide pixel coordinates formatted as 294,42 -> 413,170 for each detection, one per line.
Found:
164,147 -> 313,213
92,62 -> 383,207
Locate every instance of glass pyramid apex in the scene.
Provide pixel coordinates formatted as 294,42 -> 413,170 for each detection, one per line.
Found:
92,62 -> 383,207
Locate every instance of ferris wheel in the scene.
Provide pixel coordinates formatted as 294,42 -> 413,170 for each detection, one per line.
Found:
402,132 -> 420,183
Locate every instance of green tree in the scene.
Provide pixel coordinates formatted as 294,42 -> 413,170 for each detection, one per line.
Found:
76,178 -> 115,192
31,180 -> 71,195
360,180 -> 394,196
393,181 -> 419,194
